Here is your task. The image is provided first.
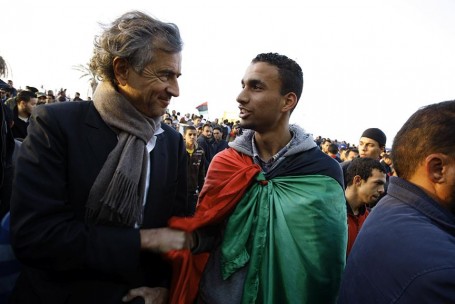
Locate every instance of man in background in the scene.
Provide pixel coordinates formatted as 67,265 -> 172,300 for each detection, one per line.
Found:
328,143 -> 342,163
11,90 -> 37,140
344,157 -> 386,256
358,128 -> 386,160
339,100 -> 455,303
197,123 -> 215,172
184,126 -> 205,214
344,147 -> 359,161
211,126 -> 229,156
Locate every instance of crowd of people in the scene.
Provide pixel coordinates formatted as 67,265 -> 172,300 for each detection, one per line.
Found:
1,9 -> 455,304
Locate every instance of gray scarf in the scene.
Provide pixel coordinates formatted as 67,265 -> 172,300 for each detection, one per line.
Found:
85,81 -> 161,227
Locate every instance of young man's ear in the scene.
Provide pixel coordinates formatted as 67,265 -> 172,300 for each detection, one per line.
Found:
113,57 -> 129,86
282,92 -> 298,113
353,175 -> 362,186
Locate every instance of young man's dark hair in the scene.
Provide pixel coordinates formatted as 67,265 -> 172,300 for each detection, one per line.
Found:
345,158 -> 386,187
163,117 -> 172,124
328,143 -> 339,155
201,123 -> 212,131
252,52 -> 303,112
16,90 -> 37,103
184,125 -> 197,134
346,147 -> 359,156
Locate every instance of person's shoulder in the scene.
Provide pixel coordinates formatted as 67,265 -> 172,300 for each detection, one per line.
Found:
303,146 -> 341,172
399,266 -> 455,302
32,101 -> 97,131
299,147 -> 343,176
160,122 -> 178,134
159,123 -> 183,142
35,100 -> 92,116
195,144 -> 205,153
196,136 -> 206,144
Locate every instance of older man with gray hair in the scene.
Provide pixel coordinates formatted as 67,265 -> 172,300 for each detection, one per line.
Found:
10,11 -> 192,304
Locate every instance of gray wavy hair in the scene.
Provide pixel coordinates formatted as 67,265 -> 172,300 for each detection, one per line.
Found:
90,11 -> 183,85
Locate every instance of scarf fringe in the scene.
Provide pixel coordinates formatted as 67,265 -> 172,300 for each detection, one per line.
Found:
88,170 -> 143,227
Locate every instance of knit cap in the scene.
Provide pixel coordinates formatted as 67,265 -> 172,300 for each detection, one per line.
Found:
361,128 -> 386,147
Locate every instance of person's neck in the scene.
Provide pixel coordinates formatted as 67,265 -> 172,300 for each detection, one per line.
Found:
18,110 -> 29,120
345,187 -> 362,215
186,142 -> 195,150
254,125 -> 292,162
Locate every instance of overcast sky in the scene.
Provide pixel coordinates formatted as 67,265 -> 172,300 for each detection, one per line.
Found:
2,0 -> 455,146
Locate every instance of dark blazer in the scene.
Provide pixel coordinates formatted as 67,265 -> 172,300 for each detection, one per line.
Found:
10,101 -> 188,304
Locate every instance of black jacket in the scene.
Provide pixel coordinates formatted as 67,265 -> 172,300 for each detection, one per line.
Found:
10,101 -> 188,304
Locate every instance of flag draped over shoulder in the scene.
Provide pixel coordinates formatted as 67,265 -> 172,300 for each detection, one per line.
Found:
221,174 -> 347,303
166,148 -> 261,304
166,148 -> 347,304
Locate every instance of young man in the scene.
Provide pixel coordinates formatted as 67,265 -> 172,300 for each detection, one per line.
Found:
184,126 -> 205,214
342,128 -> 387,187
167,53 -> 347,303
358,127 -> 387,160
328,143 -> 342,163
11,90 -> 37,140
211,126 -> 229,156
197,123 -> 215,172
321,138 -> 332,154
344,158 -> 386,256
344,147 -> 359,161
339,100 -> 455,303
10,11 -> 191,304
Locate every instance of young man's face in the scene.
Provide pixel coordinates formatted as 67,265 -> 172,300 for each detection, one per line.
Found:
357,169 -> 386,205
184,129 -> 197,146
346,150 -> 359,161
46,95 -> 55,103
202,126 -> 212,138
236,62 -> 287,133
19,98 -> 38,116
213,129 -> 222,141
359,137 -> 383,159
322,141 -> 331,153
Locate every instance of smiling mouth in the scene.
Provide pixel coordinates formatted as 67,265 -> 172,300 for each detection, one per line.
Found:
239,107 -> 250,118
159,98 -> 170,107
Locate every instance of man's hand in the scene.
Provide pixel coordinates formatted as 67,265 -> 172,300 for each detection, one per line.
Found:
122,287 -> 168,304
140,228 -> 194,253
